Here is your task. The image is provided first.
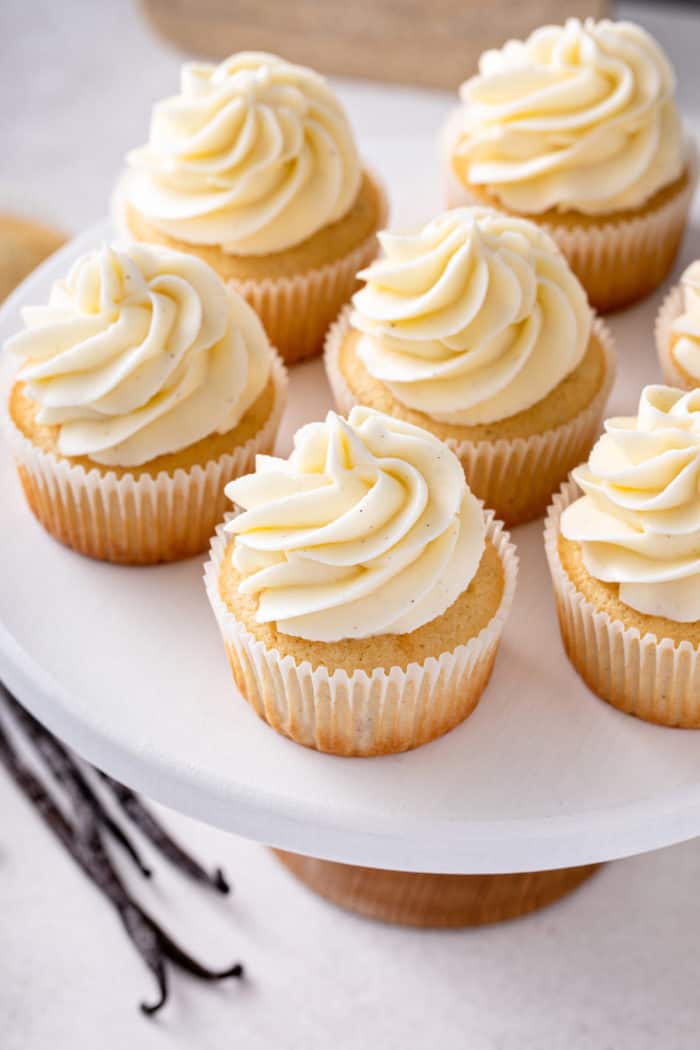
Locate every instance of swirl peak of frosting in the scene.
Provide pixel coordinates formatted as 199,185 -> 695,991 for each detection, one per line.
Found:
670,260 -> 700,383
225,406 -> 485,641
453,18 -> 684,215
351,207 -> 592,425
125,51 -> 362,255
6,243 -> 271,467
561,385 -> 700,622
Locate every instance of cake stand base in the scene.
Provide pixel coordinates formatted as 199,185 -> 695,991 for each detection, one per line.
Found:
274,851 -> 601,927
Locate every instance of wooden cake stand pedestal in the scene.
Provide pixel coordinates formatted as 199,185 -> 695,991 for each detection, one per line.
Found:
274,851 -> 600,927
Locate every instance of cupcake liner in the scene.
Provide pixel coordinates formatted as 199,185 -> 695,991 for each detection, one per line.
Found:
544,480 -> 700,728
655,283 -> 693,388
538,169 -> 696,314
204,510 -> 518,757
442,113 -> 698,313
113,170 -> 389,367
324,307 -> 616,526
5,352 -> 287,565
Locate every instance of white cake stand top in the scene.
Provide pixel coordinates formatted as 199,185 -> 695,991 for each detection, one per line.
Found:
3,223 -> 700,875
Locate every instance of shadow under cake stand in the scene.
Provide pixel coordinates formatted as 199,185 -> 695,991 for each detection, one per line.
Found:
2,226 -> 700,927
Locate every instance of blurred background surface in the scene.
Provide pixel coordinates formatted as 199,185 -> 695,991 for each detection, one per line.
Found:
139,0 -> 608,87
3,2 -> 700,234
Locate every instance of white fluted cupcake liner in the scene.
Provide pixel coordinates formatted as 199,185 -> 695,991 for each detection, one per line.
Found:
113,170 -> 389,366
655,284 -> 693,388
324,307 -> 616,526
204,510 -> 518,756
538,172 -> 696,314
544,480 -> 700,727
5,352 -> 287,565
442,112 -> 698,313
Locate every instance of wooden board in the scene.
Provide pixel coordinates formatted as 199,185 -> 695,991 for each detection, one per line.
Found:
274,851 -> 601,926
141,0 -> 608,90
0,215 -> 66,304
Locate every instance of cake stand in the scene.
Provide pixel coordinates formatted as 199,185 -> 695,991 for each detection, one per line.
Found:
3,223 -> 700,927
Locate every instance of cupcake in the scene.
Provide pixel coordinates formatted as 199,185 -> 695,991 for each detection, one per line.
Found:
116,52 -> 387,365
205,406 -> 517,756
4,242 -> 287,564
325,207 -> 615,526
545,385 -> 700,727
656,261 -> 700,388
443,19 -> 696,312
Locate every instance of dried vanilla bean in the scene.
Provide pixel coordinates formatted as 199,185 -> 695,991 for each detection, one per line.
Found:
0,701 -> 244,1017
99,772 -> 230,894
0,684 -> 151,877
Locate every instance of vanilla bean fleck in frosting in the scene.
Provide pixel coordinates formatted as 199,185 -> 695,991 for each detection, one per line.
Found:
453,18 -> 684,215
6,243 -> 270,467
351,207 -> 591,424
670,261 -> 700,383
561,386 -> 700,622
125,52 -> 362,256
225,407 -> 486,641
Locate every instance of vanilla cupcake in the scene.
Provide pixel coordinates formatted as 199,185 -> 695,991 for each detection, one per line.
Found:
205,406 -> 517,756
116,52 -> 387,365
4,243 -> 286,564
545,386 -> 700,727
444,19 -> 696,312
325,207 -> 615,526
656,261 -> 700,387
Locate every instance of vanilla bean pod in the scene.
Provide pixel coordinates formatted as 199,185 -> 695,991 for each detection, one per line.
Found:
0,713 -> 244,1016
0,683 -> 228,893
0,684 -> 151,877
0,714 -> 165,1009
99,771 -> 230,894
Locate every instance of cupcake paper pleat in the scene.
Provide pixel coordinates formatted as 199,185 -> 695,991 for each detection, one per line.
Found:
204,510 -> 518,757
5,352 -> 287,565
544,480 -> 700,727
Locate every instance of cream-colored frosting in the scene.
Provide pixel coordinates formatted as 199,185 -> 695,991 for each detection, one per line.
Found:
225,406 -> 486,641
125,51 -> 362,256
453,18 -> 684,215
561,385 -> 700,623
670,261 -> 700,382
6,243 -> 270,467
351,207 -> 591,425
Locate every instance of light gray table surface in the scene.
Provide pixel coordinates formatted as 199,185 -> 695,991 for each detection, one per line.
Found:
3,2 -> 700,1047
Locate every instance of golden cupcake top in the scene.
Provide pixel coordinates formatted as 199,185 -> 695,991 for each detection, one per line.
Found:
561,385 -> 700,623
670,261 -> 700,383
451,18 -> 685,215
5,243 -> 271,467
124,52 -> 362,256
350,207 -> 592,425
224,406 -> 486,642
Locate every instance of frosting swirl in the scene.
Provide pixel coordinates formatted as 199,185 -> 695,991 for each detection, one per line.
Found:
225,406 -> 485,641
6,243 -> 270,467
453,18 -> 684,215
351,207 -> 591,424
671,261 -> 700,383
561,385 -> 700,622
126,52 -> 362,255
